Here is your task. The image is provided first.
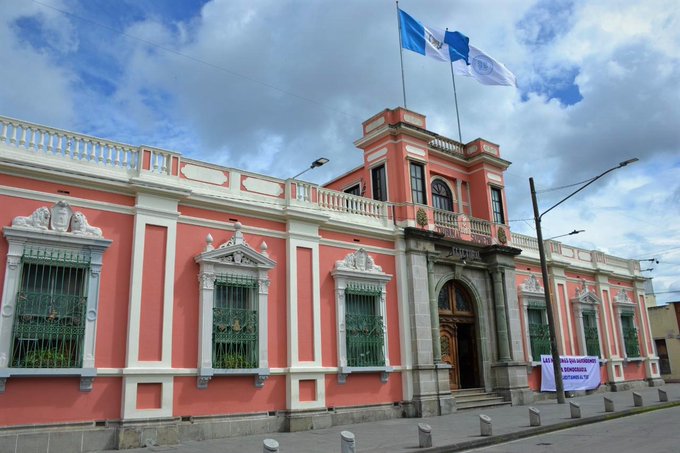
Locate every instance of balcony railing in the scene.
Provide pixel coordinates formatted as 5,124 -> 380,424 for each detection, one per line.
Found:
429,137 -> 465,157
431,207 -> 494,245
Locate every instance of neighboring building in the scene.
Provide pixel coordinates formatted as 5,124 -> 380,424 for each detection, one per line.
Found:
0,108 -> 662,450
649,301 -> 680,382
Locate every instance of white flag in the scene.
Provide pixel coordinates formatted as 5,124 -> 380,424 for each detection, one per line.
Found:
452,45 -> 516,87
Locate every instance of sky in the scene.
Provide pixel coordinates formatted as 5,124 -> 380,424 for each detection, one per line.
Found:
1,0 -> 679,303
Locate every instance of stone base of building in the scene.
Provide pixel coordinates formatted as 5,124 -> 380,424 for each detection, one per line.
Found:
0,403 -> 408,451
646,377 -> 665,387
491,361 -> 533,405
608,379 -> 654,392
0,422 -> 117,453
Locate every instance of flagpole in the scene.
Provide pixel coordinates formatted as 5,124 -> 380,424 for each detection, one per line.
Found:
449,62 -> 463,144
396,1 -> 407,108
444,27 -> 463,144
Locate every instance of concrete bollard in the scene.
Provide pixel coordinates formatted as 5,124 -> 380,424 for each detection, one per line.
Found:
633,392 -> 643,407
479,414 -> 492,437
604,397 -> 615,412
341,431 -> 356,453
418,423 -> 432,448
529,407 -> 541,426
659,389 -> 668,402
569,401 -> 581,419
263,439 -> 279,453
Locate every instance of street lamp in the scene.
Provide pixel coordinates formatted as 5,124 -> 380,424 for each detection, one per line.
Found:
529,158 -> 638,404
545,229 -> 585,241
291,157 -> 330,180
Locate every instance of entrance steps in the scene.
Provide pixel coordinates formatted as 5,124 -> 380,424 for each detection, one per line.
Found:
452,387 -> 511,410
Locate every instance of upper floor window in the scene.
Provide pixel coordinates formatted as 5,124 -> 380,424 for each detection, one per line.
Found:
432,180 -> 453,211
344,184 -> 361,196
410,162 -> 426,205
490,187 -> 505,224
1,201 -> 111,392
371,165 -> 387,201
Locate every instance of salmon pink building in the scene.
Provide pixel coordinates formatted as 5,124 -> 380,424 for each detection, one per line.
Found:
0,108 -> 662,451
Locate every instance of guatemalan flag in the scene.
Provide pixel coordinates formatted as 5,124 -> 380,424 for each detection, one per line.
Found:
398,9 -> 516,87
398,9 -> 469,64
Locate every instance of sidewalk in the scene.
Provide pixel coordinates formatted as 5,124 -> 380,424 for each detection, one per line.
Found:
111,384 -> 680,453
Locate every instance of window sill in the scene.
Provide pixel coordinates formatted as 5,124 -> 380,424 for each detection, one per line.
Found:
624,357 -> 644,364
338,366 -> 393,384
197,367 -> 270,389
0,367 -> 96,392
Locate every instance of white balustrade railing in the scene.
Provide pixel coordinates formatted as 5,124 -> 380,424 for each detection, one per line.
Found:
0,115 -> 140,171
0,115 -> 180,176
512,233 -> 540,250
429,137 -> 465,156
317,188 -> 387,220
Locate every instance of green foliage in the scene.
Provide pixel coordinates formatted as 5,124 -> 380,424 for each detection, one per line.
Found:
21,348 -> 71,368
214,353 -> 254,369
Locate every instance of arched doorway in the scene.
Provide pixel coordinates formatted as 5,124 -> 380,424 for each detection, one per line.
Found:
438,281 -> 479,390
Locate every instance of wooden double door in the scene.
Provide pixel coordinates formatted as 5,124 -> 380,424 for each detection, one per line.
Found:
438,281 -> 479,390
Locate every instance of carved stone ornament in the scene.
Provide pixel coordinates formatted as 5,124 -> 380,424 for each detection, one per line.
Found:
335,248 -> 382,273
10,201 -> 103,237
614,290 -> 634,306
219,222 -> 250,249
521,274 -> 543,294
50,201 -> 73,232
197,375 -> 211,389
497,226 -> 508,244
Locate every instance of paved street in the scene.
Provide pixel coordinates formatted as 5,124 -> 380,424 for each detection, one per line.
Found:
469,405 -> 680,453
106,384 -> 680,453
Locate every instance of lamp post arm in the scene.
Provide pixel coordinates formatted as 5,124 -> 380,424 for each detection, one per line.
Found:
539,168 -> 616,220
539,158 -> 638,220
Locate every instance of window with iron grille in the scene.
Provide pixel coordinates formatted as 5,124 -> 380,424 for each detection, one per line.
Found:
527,307 -> 550,362
212,274 -> 259,369
490,187 -> 505,224
11,250 -> 89,368
410,162 -> 426,205
621,313 -> 640,357
582,310 -> 601,357
345,283 -> 385,367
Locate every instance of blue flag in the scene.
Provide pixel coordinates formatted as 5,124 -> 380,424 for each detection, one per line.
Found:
398,9 -> 469,64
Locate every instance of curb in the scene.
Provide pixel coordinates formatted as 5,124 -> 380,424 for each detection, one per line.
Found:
420,400 -> 680,453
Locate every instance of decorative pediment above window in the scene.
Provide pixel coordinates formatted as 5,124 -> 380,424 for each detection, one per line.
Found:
519,274 -> 544,295
195,222 -> 275,271
9,201 -> 103,237
333,248 -> 386,278
613,290 -> 636,311
614,290 -> 635,307
570,279 -> 600,307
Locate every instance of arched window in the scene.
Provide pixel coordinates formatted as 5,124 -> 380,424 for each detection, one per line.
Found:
432,180 -> 454,211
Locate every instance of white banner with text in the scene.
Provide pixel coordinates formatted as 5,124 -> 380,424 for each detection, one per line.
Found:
540,355 -> 601,392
